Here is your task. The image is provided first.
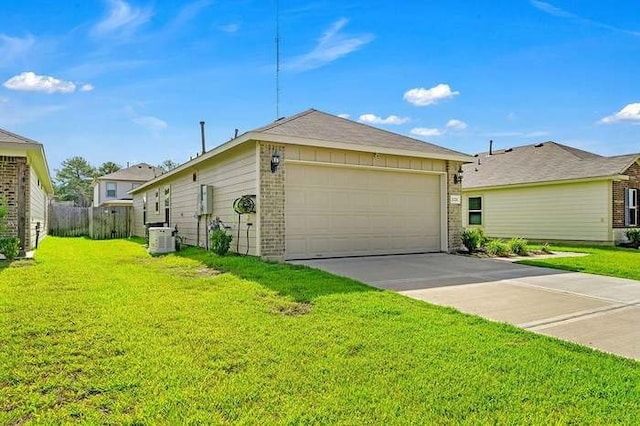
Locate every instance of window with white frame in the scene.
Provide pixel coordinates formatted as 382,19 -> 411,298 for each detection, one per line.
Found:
626,188 -> 638,226
468,196 -> 482,225
154,189 -> 159,214
164,186 -> 170,208
106,182 -> 117,198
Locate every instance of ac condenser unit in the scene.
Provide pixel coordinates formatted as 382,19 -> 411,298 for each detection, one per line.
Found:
148,227 -> 176,254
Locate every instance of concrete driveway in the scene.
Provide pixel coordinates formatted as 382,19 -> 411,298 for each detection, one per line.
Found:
292,254 -> 640,360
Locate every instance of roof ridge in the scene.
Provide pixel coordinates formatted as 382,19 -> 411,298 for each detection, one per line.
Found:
252,108 -> 317,133
0,127 -> 41,145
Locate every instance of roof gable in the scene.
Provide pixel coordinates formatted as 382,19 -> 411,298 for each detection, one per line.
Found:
97,163 -> 163,182
463,141 -> 640,189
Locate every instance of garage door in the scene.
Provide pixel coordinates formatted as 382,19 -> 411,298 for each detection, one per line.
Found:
285,163 -> 442,259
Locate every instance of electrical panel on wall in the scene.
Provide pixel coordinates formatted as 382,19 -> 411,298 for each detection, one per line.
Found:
199,185 -> 214,215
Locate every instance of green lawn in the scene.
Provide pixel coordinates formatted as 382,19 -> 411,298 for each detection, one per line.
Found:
518,245 -> 640,281
1,238 -> 639,424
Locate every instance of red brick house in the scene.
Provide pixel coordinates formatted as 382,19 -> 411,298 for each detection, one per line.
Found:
0,129 -> 54,252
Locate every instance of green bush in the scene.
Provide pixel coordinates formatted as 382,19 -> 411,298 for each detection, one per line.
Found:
626,229 -> 640,248
210,229 -> 233,256
508,237 -> 529,256
486,239 -> 510,257
540,242 -> 552,254
0,237 -> 20,260
461,227 -> 487,252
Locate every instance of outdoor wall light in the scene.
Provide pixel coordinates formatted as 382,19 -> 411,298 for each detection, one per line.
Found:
271,151 -> 280,173
453,167 -> 464,184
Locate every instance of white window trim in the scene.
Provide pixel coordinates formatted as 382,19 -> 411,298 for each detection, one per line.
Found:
154,189 -> 160,214
106,182 -> 117,198
626,188 -> 638,227
468,196 -> 483,226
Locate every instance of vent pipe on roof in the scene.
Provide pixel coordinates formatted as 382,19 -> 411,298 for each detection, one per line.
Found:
234,128 -> 239,138
489,140 -> 493,156
200,121 -> 206,155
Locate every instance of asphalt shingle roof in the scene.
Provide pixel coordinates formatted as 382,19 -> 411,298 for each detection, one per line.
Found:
254,109 -> 470,158
0,128 -> 41,145
98,163 -> 163,181
463,141 -> 640,189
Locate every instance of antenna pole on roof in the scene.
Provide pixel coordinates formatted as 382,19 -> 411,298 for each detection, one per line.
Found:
200,121 -> 206,155
275,0 -> 280,119
489,139 -> 493,156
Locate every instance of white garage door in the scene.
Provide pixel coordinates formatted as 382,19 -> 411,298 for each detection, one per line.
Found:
285,163 -> 443,260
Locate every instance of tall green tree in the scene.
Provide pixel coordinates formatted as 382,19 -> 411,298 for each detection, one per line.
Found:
54,156 -> 96,206
158,159 -> 179,172
97,161 -> 121,176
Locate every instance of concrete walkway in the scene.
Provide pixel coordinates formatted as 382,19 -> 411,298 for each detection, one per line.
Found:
292,254 -> 640,360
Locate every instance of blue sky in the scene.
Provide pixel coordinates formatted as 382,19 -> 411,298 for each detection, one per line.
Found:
1,0 -> 639,172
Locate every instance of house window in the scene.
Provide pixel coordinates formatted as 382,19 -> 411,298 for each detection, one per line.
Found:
468,197 -> 482,225
106,182 -> 117,198
154,189 -> 159,214
164,186 -> 170,208
626,188 -> 638,226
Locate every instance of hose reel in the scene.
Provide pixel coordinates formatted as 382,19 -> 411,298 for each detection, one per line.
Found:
233,195 -> 256,214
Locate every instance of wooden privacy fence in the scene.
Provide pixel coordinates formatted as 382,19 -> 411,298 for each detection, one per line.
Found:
48,204 -> 131,239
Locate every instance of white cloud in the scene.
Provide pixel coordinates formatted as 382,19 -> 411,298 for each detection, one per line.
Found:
410,127 -> 442,137
600,103 -> 640,124
219,23 -> 240,33
3,72 -> 77,94
0,34 -> 35,66
132,115 -> 168,131
446,119 -> 467,130
337,113 -> 350,119
283,18 -> 374,71
359,114 -> 409,125
92,0 -> 153,37
80,84 -> 95,92
530,1 -> 640,37
404,84 -> 459,106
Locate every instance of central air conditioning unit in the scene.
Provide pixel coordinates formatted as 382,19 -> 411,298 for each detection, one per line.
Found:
148,227 -> 175,254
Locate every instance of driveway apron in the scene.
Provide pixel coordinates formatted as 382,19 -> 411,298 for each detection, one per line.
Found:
292,254 -> 640,360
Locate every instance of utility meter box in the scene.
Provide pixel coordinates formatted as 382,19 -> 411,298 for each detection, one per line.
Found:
199,185 -> 214,215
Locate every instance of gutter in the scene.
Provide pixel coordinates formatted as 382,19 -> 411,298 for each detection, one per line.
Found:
463,174 -> 627,192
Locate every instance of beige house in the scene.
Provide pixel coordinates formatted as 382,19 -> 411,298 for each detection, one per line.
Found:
131,109 -> 472,260
462,141 -> 640,244
0,128 -> 54,251
93,163 -> 162,207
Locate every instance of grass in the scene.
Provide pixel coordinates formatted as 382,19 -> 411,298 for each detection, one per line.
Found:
1,237 -> 639,424
518,244 -> 640,281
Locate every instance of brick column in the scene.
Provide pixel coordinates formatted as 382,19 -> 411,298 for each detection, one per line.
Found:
0,156 -> 29,247
259,143 -> 286,260
447,160 -> 463,252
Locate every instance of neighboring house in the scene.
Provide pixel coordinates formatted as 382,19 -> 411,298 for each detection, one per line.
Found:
462,141 -> 640,244
131,109 -> 472,260
93,163 -> 162,207
0,128 -> 54,251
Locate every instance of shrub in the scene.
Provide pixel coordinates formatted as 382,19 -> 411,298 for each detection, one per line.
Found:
210,229 -> 233,256
626,229 -> 640,248
508,237 -> 529,256
0,237 -> 20,260
461,228 -> 487,252
540,242 -> 552,254
486,239 -> 510,257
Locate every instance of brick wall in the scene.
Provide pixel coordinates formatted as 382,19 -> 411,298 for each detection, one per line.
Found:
447,160 -> 463,252
613,161 -> 640,228
259,143 -> 285,260
0,156 -> 30,251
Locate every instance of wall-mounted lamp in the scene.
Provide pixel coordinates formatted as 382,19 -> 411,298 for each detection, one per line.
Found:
271,151 -> 280,173
453,167 -> 464,184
